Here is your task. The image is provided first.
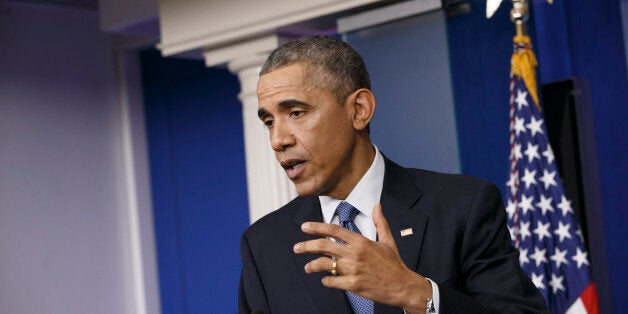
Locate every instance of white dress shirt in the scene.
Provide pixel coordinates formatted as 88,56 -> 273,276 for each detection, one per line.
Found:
318,145 -> 440,313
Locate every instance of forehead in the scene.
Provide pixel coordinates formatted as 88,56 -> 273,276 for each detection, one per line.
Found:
257,64 -> 309,101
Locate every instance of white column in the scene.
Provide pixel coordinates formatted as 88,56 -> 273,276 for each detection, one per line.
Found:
204,35 -> 297,224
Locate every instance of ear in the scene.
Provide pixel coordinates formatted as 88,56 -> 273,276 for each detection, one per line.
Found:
349,88 -> 376,131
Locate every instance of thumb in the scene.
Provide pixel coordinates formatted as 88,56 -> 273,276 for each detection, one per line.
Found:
372,203 -> 395,247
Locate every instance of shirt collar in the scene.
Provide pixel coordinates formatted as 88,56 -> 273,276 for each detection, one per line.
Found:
319,145 -> 385,223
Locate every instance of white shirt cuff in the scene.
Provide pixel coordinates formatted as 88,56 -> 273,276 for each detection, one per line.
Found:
426,278 -> 440,314
402,278 -> 440,314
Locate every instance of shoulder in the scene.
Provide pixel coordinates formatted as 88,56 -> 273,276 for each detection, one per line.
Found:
387,157 -> 501,203
409,168 -> 499,197
400,167 -> 506,230
242,196 -> 305,240
240,196 -> 314,265
384,160 -> 505,224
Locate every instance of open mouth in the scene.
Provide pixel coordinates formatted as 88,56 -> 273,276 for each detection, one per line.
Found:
280,159 -> 306,180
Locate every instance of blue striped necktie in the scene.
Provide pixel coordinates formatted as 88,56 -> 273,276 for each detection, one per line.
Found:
336,201 -> 374,314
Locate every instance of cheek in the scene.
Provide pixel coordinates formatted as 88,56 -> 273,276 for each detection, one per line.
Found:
298,109 -> 354,160
302,124 -> 341,153
307,128 -> 354,168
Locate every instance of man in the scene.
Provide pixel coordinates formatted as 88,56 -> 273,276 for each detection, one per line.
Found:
239,35 -> 548,314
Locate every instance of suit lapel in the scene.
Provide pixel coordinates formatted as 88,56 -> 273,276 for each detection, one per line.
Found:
291,197 -> 353,314
375,158 -> 429,314
381,158 -> 428,273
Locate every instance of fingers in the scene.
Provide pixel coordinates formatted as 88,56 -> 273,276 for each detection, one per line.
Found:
305,256 -> 341,275
321,274 -> 362,295
293,237 -> 346,257
308,259 -> 359,293
372,203 -> 395,247
321,274 -> 344,290
300,222 -> 365,244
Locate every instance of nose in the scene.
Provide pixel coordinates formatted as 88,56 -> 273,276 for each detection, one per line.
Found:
270,121 -> 295,152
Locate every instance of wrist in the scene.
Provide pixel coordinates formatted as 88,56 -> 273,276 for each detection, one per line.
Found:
399,272 -> 432,314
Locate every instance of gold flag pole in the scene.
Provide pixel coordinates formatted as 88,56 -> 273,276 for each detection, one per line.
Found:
508,0 -> 542,110
486,0 -> 546,109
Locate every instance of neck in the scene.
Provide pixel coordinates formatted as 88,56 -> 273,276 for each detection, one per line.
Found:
326,138 -> 375,199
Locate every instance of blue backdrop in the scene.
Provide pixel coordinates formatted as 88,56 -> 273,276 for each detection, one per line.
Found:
141,50 -> 248,313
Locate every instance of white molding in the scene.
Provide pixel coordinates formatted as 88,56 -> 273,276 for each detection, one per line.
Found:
204,34 -> 284,68
157,0 -> 384,56
338,0 -> 442,33
114,50 -> 161,314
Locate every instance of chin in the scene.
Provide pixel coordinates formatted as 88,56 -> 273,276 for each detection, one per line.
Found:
295,187 -> 316,197
293,182 -> 321,197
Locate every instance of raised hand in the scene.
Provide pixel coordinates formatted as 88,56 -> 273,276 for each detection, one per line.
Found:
293,204 -> 432,313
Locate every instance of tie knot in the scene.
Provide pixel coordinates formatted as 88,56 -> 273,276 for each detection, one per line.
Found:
336,201 -> 359,224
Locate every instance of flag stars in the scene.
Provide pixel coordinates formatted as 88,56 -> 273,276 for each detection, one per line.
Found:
506,172 -> 518,195
524,143 -> 540,163
542,147 -> 555,164
536,195 -> 554,216
515,89 -> 529,110
572,247 -> 590,269
533,221 -> 552,241
549,273 -> 565,294
506,199 -> 517,219
519,248 -> 530,267
507,77 -> 595,308
531,272 -> 546,290
557,196 -> 574,216
554,221 -> 572,243
550,247 -> 569,269
512,143 -> 523,161
520,221 -> 531,241
514,117 -> 527,136
521,168 -> 538,189
526,116 -> 545,136
519,195 -> 535,216
576,227 -> 585,243
530,247 -> 548,267
539,170 -> 557,190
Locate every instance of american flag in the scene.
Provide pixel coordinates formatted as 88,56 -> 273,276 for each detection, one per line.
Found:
506,37 -> 599,313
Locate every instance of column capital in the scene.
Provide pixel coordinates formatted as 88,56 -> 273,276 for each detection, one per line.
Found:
203,34 -> 286,68
227,54 -> 268,102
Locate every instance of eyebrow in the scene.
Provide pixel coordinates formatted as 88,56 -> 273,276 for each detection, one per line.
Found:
257,99 -> 312,118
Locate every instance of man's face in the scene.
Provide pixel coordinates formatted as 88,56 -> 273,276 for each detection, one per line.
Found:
257,63 -> 359,198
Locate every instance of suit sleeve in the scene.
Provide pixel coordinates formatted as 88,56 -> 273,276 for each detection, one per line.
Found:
238,232 -> 270,314
438,182 -> 549,314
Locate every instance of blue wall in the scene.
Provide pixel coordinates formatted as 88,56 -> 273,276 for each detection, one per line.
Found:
344,11 -> 461,174
446,1 -> 516,188
141,50 -> 248,313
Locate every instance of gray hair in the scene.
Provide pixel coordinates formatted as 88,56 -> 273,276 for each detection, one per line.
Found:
260,35 -> 371,103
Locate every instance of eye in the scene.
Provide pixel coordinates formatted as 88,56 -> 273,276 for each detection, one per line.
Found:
263,118 -> 274,128
290,110 -> 305,118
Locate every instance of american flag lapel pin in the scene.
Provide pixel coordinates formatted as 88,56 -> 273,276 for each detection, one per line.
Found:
400,228 -> 413,237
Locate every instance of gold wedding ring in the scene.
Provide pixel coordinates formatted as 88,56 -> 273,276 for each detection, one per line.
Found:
331,260 -> 337,275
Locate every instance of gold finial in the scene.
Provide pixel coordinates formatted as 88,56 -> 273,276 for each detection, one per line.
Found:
510,0 -> 529,36
487,0 -> 551,20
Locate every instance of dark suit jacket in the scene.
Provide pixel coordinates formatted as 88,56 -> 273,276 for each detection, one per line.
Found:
239,158 -> 548,313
